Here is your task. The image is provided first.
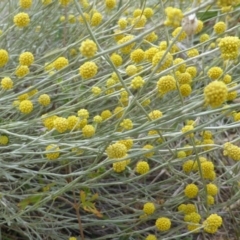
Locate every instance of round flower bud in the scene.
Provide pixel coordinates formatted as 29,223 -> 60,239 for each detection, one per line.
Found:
38,94 -> 51,106
19,52 -> 34,66
155,217 -> 171,231
136,161 -> 150,174
14,12 -> 30,27
19,100 -> 33,114
143,202 -> 155,215
45,144 -> 60,160
1,77 -> 13,90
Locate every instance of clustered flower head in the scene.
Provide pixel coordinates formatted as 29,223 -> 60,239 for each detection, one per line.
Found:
145,235 -> 157,240
106,142 -> 127,159
145,31 -> 158,43
67,115 -> 80,130
203,214 -> 222,233
120,118 -> 133,130
177,72 -> 192,85
54,117 -> 68,133
187,48 -> 199,57
173,58 -> 186,72
38,94 -> 51,106
130,49 -> 145,63
117,138 -> 133,150
15,65 -> 29,78
180,84 -> 192,97
78,108 -> 89,119
125,65 -> 137,76
182,125 -> 194,138
118,18 -> 127,29
0,135 -> 9,145
132,15 -> 147,28
143,144 -> 154,158
45,144 -> 60,160
200,33 -> 210,43
155,217 -> 171,231
217,0 -> 240,7
82,124 -> 95,137
19,0 -> 32,8
110,53 -> 122,66
14,12 -> 30,27
91,86 -> 101,96
218,36 -> 240,60
204,81 -> 228,107
101,110 -> 112,120
200,161 -> 216,180
184,183 -> 199,198
148,110 -> 162,120
178,203 -> 196,215
59,0 -> 72,6
112,158 -> 129,173
136,161 -> 149,174
131,76 -> 144,89
152,51 -> 173,72
91,11 -> 103,26
186,66 -> 197,78
68,14 -> 76,23
19,52 -> 34,66
207,67 -> 223,80
53,57 -> 69,70
223,142 -> 240,161
157,75 -> 176,95
143,202 -> 155,215
143,8 -> 154,19
207,183 -> 218,196
80,39 -> 97,58
79,61 -> 98,79
213,21 -> 226,34
118,35 -> 136,54
42,115 -> 58,130
164,7 -> 183,27
172,27 -> 187,41
0,49 -> 9,67
144,47 -> 158,62
1,77 -> 13,90
19,100 -> 33,114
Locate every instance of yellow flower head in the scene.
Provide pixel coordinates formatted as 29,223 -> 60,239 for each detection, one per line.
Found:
204,81 -> 228,107
80,39 -> 97,58
53,57 -> 69,70
1,77 -> 13,90
14,12 -> 30,27
218,36 -> 240,60
54,117 -> 68,133
19,52 -> 34,66
38,94 -> 51,106
91,12 -> 103,26
45,144 -> 60,160
184,183 -> 199,198
79,61 -> 98,79
203,214 -> 222,233
0,49 -> 9,67
82,124 -> 95,137
131,76 -> 145,89
106,142 -> 127,159
157,75 -> 176,95
155,217 -> 171,231
143,202 -> 155,215
19,0 -> 32,9
214,21 -> 226,34
136,161 -> 150,174
19,100 -> 33,114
